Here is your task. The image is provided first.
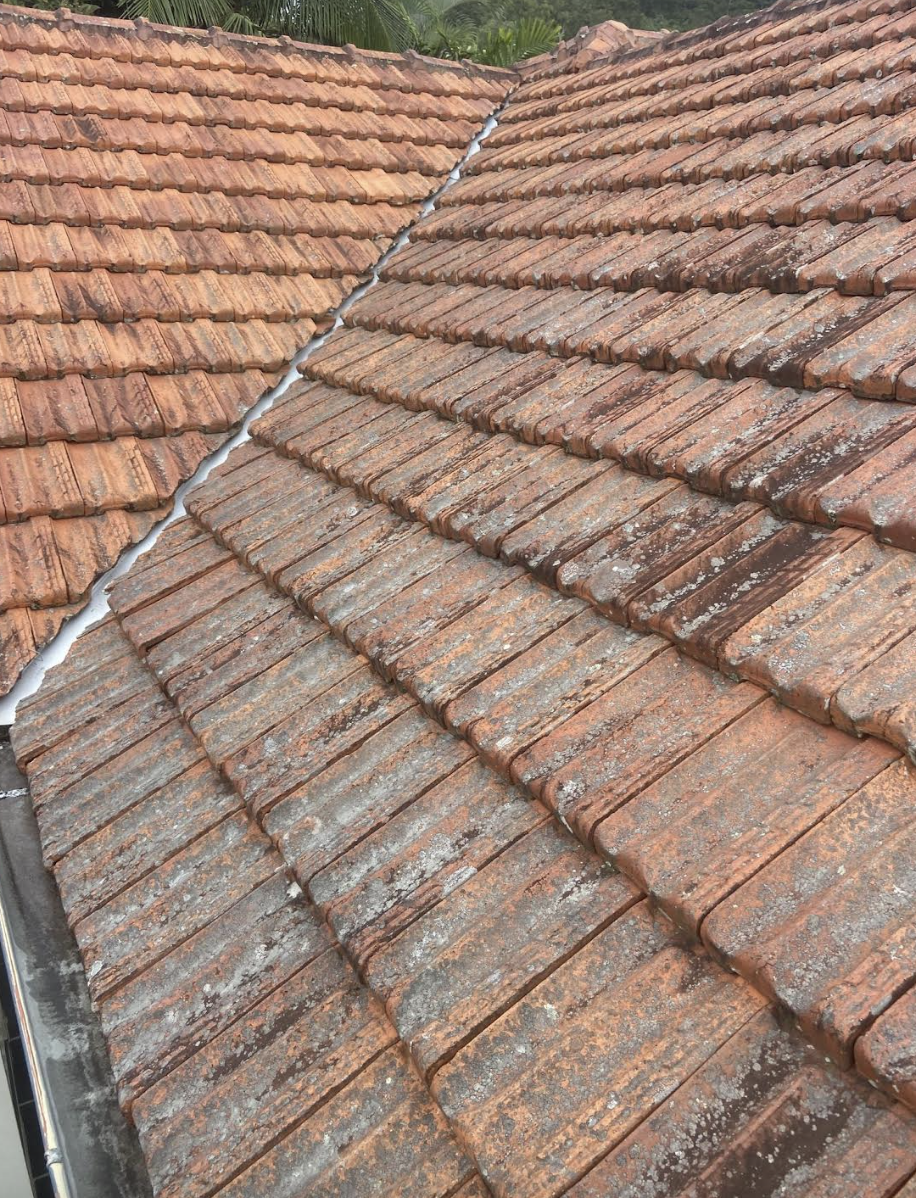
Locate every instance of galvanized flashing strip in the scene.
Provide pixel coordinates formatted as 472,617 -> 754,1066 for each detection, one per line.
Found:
0,741 -> 151,1198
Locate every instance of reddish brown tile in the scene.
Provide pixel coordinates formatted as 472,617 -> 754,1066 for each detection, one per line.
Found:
432,902 -> 763,1198
704,757 -> 916,1066
571,1007 -> 916,1198
597,698 -> 898,933
368,819 -> 638,1076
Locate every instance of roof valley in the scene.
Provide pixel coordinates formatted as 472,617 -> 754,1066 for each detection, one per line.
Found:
0,1 -> 514,699
12,0 -> 916,1189
0,86 -> 510,727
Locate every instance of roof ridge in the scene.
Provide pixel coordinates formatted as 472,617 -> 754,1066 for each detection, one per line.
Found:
0,1 -> 516,79
520,0 -> 877,80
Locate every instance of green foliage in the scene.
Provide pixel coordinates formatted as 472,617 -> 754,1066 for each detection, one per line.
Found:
408,0 -> 559,63
548,0 -> 766,36
473,15 -> 561,63
34,0 -> 771,61
16,0 -> 98,12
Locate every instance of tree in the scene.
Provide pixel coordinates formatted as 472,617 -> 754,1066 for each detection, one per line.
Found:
27,0 -> 559,59
21,0 -> 772,58
407,0 -> 560,64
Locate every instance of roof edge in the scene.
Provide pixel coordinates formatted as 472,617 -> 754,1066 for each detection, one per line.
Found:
0,1 -> 517,80
0,742 -> 152,1198
514,0 -> 840,80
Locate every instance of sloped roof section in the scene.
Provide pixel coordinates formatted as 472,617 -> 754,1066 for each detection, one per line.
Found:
11,0 -> 916,1192
0,3 -> 511,696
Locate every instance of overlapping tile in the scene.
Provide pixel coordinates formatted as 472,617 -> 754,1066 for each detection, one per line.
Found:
0,3 -> 512,695
11,0 -> 916,1192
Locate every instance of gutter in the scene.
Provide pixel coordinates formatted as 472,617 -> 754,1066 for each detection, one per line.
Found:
0,740 -> 151,1198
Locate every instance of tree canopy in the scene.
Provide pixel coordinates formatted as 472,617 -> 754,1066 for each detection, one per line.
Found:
25,0 -> 770,62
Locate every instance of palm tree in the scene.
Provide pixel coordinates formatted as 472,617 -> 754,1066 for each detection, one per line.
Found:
406,0 -> 559,62
118,0 -> 559,61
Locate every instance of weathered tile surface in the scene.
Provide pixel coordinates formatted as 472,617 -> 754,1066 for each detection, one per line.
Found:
0,5 -> 511,694
13,2 -> 916,1193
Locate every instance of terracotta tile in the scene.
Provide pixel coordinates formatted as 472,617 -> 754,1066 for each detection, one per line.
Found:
313,757 -> 544,966
812,426 -> 916,550
432,902 -> 763,1198
265,706 -> 472,885
571,1007 -> 916,1198
215,1044 -> 473,1198
558,487 -> 760,623
722,536 -> 916,724
54,760 -> 240,927
0,440 -> 82,519
66,437 -> 160,514
74,812 -> 277,1002
192,454 -> 318,544
445,610 -> 664,774
12,614 -> 123,714
276,505 -> 415,608
189,630 -> 359,763
705,757 -> 916,1065
368,819 -> 638,1077
720,392 -> 916,522
597,698 -> 898,933
101,870 -> 330,1110
10,623 -> 146,763
109,531 -> 233,616
308,521 -> 467,633
832,628 -> 916,751
80,373 -> 164,439
25,684 -> 178,808
804,294 -> 916,398
345,546 -> 521,682
515,648 -> 759,843
401,573 -> 580,719
165,600 -> 313,722
498,463 -> 669,585
437,447 -> 605,559
335,413 -> 463,495
0,607 -> 37,698
406,435 -> 541,534
240,486 -> 376,583
133,948 -> 393,1198
138,431 -> 218,505
858,987 -> 916,1109
0,515 -> 67,611
630,511 -> 862,666
0,376 -> 25,447
120,557 -> 259,652
225,664 -> 411,818
446,351 -> 564,425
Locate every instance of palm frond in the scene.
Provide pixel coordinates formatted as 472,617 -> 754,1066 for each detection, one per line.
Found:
473,13 -> 557,62
120,0 -> 231,27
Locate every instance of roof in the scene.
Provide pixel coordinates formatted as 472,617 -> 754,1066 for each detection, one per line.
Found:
0,2 -> 511,697
11,0 -> 916,1192
517,18 -> 668,78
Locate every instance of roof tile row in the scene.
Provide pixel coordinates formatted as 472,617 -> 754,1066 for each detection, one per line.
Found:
0,2 -> 510,696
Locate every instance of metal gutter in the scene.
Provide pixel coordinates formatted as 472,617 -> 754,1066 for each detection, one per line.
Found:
0,740 -> 151,1198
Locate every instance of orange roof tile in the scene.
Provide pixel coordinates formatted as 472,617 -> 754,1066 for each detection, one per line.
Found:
0,1 -> 511,695
12,0 -> 916,1193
